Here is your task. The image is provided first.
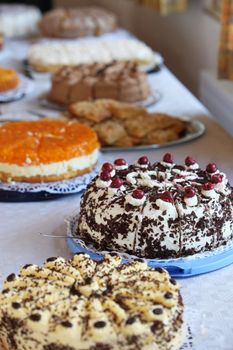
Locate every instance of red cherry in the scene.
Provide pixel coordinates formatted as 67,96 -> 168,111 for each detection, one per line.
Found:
203,182 -> 214,191
138,156 -> 149,165
111,177 -> 123,188
184,187 -> 196,198
102,163 -> 113,173
114,158 -> 126,166
160,191 -> 173,203
132,189 -> 144,199
211,174 -> 223,184
206,163 -> 217,173
100,172 -> 111,182
185,156 -> 196,166
163,153 -> 173,164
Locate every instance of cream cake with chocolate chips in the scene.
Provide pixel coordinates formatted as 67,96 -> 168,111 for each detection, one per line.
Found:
0,254 -> 185,350
77,154 -> 233,259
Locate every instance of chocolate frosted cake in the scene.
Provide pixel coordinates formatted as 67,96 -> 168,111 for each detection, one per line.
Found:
77,155 -> 233,259
0,254 -> 185,350
49,62 -> 150,105
39,7 -> 117,38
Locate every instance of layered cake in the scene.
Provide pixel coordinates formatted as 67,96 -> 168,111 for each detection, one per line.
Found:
0,4 -> 41,37
39,7 -> 117,38
28,39 -> 154,73
77,155 -> 233,258
0,67 -> 20,92
0,119 -> 99,183
0,254 -> 185,350
49,62 -> 150,105
68,99 -> 188,147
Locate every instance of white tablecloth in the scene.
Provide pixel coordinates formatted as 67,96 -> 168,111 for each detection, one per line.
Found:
0,31 -> 233,350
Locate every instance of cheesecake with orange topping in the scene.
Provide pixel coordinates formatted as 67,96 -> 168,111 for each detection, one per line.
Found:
0,67 -> 20,92
0,119 -> 100,183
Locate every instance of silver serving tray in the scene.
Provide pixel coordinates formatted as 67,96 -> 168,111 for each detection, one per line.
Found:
101,119 -> 206,152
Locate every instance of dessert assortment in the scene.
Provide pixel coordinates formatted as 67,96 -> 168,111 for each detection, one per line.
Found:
0,4 -> 41,38
77,155 -> 233,259
0,67 -> 20,92
0,254 -> 185,350
49,62 -> 151,105
39,7 -> 117,38
27,39 -> 155,73
0,120 -> 99,183
68,99 -> 188,147
1,4 -> 232,348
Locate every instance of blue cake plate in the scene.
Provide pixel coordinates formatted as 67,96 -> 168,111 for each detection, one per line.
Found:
67,234 -> 233,278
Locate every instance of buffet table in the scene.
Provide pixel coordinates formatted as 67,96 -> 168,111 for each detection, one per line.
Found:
0,32 -> 233,350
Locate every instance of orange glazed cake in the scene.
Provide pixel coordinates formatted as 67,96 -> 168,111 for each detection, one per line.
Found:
0,67 -> 20,92
0,119 -> 100,183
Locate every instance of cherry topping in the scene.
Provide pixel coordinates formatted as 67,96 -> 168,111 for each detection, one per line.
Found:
163,153 -> 173,164
114,158 -> 126,166
111,177 -> 123,188
211,174 -> 223,184
160,191 -> 173,203
138,156 -> 149,165
102,162 -> 113,173
184,187 -> 196,198
100,172 -> 111,182
203,182 -> 214,191
132,189 -> 144,199
185,156 -> 196,166
206,163 -> 217,174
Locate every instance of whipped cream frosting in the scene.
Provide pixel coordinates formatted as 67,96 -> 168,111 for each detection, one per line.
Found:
0,149 -> 99,180
77,158 -> 233,259
0,254 -> 185,350
28,39 -> 154,69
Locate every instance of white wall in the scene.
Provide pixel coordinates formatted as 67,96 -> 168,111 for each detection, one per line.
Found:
54,0 -> 220,96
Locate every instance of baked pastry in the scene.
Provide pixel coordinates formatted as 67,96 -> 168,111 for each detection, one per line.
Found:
39,7 -> 117,38
77,155 -> 233,259
28,39 -> 154,73
0,119 -> 99,183
0,67 -> 20,92
68,99 -> 188,147
49,62 -> 150,105
0,254 -> 185,350
0,4 -> 41,38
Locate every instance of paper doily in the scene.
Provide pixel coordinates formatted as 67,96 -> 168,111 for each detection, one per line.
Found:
0,74 -> 33,103
0,169 -> 98,194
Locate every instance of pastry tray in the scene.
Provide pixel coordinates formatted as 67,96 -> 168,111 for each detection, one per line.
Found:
101,120 -> 206,152
66,212 -> 233,278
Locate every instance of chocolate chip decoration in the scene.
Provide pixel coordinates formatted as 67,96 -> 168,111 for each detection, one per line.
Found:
6,273 -> 16,282
30,314 -> 41,322
0,254 -> 184,349
94,321 -> 107,328
61,321 -> 73,328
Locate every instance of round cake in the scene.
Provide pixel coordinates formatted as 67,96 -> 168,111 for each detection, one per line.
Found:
77,154 -> 233,259
0,67 -> 20,92
0,4 -> 41,38
28,39 -> 154,73
0,119 -> 99,183
0,254 -> 185,350
39,7 -> 117,38
49,62 -> 150,105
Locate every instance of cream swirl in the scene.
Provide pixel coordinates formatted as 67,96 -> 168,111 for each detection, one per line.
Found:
125,194 -> 146,206
96,178 -> 111,188
184,195 -> 198,207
